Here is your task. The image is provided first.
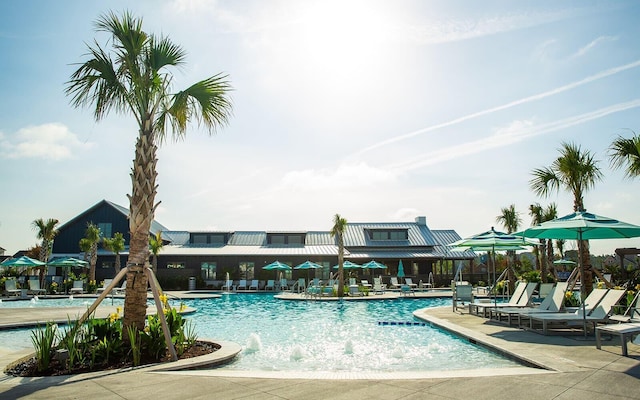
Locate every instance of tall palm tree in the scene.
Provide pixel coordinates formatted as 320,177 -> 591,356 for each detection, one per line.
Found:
31,218 -> 59,283
82,223 -> 101,282
330,214 -> 347,298
496,204 -> 521,291
530,142 -> 603,294
66,11 -> 232,330
149,231 -> 164,273
609,131 -> 640,179
541,203 -> 558,281
103,232 -> 125,274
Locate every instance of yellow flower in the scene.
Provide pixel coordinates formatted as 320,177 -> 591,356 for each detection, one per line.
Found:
565,291 -> 573,298
597,282 -> 605,289
109,312 -> 120,323
636,284 -> 640,291
614,286 -> 622,290
159,293 -> 168,304
179,303 -> 186,312
116,306 -> 122,315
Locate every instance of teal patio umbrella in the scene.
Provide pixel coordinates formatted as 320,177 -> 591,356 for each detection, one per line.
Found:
0,255 -> 45,268
47,257 -> 89,293
263,261 -> 292,281
362,260 -> 387,270
519,211 -> 640,297
295,261 -> 323,281
332,261 -> 363,270
397,260 -> 405,282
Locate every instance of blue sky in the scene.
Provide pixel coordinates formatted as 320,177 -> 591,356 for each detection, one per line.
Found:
1,0 -> 639,256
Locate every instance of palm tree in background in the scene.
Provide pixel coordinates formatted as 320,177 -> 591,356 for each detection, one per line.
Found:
81,223 -> 101,282
66,11 -> 233,330
528,204 -> 545,272
149,231 -> 164,273
609,131 -> 640,179
31,218 -> 59,284
103,232 -> 125,274
529,202 -> 558,281
496,204 -> 521,291
530,142 -> 602,294
330,214 -> 347,298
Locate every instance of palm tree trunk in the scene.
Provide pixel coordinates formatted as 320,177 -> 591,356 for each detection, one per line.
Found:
123,130 -> 158,331
89,244 -> 97,282
114,253 -> 121,274
337,239 -> 345,298
581,239 -> 593,295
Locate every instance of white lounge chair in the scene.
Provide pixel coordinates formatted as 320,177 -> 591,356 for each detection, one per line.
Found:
469,281 -> 530,317
28,279 -> 47,296
69,280 -> 85,294
528,289 -> 624,335
249,280 -> 259,290
4,278 -> 21,297
237,280 -> 247,290
113,280 -> 127,295
373,277 -> 386,294
452,284 -> 473,311
404,278 -> 417,289
361,280 -> 372,289
96,278 -> 113,294
494,282 -> 567,326
389,277 -> 402,290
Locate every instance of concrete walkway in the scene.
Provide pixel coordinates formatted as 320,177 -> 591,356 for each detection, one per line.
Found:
1,295 -> 640,399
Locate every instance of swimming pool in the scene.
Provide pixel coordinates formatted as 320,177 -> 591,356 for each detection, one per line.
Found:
189,294 -> 520,373
0,296 -> 125,308
0,294 -> 521,373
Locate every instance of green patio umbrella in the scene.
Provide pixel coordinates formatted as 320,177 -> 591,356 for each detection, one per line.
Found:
295,261 -> 323,281
362,260 -> 387,270
332,261 -> 363,270
0,255 -> 45,268
47,257 -> 89,294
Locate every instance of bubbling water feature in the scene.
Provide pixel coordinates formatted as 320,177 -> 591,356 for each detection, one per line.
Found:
344,339 -> 354,354
245,333 -> 262,353
290,345 -> 304,361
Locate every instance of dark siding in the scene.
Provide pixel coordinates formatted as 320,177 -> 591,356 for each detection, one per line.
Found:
53,201 -> 130,254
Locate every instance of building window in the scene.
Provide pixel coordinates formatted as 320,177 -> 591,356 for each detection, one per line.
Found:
368,229 -> 408,241
167,262 -> 185,269
98,223 -> 112,239
267,233 -> 306,245
191,234 -> 208,244
210,234 -> 226,244
288,235 -> 303,245
101,261 -> 113,269
201,262 -> 217,280
270,235 -> 285,244
239,262 -> 255,279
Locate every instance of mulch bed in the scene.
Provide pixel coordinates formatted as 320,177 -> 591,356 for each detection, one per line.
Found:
5,340 -> 220,377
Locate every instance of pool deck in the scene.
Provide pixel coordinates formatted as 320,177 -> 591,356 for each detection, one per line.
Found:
1,292 -> 640,399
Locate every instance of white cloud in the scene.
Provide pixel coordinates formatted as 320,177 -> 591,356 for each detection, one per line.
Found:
0,123 -> 92,161
279,162 -> 397,192
571,35 -> 618,58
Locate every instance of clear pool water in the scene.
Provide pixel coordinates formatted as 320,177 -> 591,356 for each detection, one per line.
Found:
0,294 -> 521,373
0,296 -> 124,308
189,294 -> 520,372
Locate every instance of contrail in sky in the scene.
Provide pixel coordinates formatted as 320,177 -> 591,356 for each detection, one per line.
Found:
386,99 -> 640,173
354,59 -> 640,156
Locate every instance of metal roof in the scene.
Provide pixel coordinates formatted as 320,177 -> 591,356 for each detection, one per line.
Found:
160,245 -> 342,256
343,222 -> 437,247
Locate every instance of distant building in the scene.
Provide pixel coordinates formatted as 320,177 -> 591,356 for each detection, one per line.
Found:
51,200 -> 475,288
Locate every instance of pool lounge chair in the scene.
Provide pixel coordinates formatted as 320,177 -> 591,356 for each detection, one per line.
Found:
249,280 -> 259,290
28,279 -> 47,296
470,281 -> 533,317
389,277 -> 402,290
528,289 -> 624,335
596,321 -> 640,356
69,280 -> 85,294
113,280 -> 127,295
452,284 -> 473,311
96,278 -> 113,294
537,282 -> 555,301
361,280 -> 372,289
4,278 -> 22,297
237,280 -> 247,290
493,282 -> 567,326
279,278 -> 289,291
265,280 -> 275,291
404,278 -> 417,289
373,277 -> 385,294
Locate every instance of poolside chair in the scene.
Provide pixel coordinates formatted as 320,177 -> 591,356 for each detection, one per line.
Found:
348,285 -> 363,296
452,284 -> 473,311
348,277 -> 357,286
113,280 -> 127,295
361,279 -> 372,289
373,277 -> 385,294
28,278 -> 47,296
279,278 -> 289,291
389,277 -> 402,290
265,280 -> 275,291
528,289 -> 624,335
237,280 -> 247,290
249,280 -> 259,290
297,278 -> 306,293
469,281 -> 530,317
595,291 -> 640,355
609,290 -> 640,323
537,282 -> 555,300
404,278 -> 417,289
69,280 -> 85,294
4,278 -> 22,297
96,278 -> 113,294
494,282 -> 567,326
401,284 -> 415,297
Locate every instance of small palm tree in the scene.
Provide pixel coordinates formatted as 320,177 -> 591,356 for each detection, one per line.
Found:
528,203 -> 545,272
31,218 -> 59,284
103,232 -> 125,274
530,142 -> 602,294
149,231 -> 164,273
82,223 -> 101,282
66,11 -> 232,330
330,214 -> 347,298
609,131 -> 640,179
496,204 -> 521,291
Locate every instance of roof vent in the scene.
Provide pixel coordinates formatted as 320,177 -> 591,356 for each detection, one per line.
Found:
415,216 -> 426,225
